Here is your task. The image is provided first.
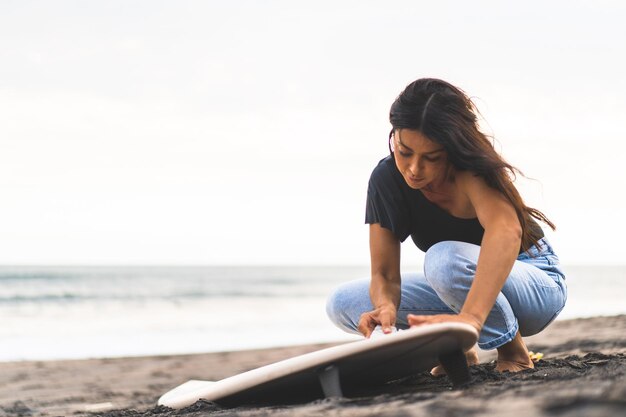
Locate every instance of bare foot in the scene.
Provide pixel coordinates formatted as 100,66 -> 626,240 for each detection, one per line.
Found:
495,359 -> 534,372
495,331 -> 534,373
430,347 -> 480,377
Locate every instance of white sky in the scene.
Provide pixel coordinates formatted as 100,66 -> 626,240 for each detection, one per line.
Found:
1,0 -> 625,265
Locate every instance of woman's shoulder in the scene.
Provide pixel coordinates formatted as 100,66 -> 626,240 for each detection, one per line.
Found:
369,155 -> 404,189
372,155 -> 395,170
453,170 -> 486,194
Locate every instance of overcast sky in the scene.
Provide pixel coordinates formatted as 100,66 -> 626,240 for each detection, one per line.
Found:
1,1 -> 625,265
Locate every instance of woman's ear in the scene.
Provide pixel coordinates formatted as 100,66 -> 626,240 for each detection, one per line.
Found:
445,159 -> 455,180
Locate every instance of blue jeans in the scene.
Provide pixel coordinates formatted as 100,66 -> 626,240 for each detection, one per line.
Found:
326,238 -> 567,350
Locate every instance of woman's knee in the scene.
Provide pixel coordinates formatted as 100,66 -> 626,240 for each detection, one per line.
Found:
424,241 -> 477,279
423,241 -> 479,305
325,278 -> 372,334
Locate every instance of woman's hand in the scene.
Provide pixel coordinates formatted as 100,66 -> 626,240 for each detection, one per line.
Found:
358,306 -> 397,338
407,312 -> 483,334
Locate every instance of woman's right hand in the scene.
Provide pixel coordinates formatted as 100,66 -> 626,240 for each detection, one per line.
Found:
363,223 -> 401,338
357,305 -> 397,338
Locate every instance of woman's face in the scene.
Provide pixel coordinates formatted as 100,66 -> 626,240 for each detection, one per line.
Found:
392,129 -> 450,191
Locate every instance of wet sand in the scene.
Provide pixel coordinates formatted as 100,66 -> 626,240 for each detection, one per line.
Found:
1,315 -> 624,417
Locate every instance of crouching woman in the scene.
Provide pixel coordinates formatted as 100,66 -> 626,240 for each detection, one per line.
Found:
326,78 -> 567,373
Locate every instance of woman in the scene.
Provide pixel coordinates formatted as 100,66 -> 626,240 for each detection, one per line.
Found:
326,78 -> 567,373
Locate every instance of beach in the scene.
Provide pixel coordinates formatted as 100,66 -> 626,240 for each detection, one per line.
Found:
1,314 -> 624,417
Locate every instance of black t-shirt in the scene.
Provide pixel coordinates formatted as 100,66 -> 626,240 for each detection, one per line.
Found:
365,156 -> 543,253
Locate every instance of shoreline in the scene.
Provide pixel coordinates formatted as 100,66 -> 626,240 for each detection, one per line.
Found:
1,315 -> 624,416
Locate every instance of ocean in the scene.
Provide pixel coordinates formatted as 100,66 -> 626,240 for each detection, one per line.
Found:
1,265 -> 624,362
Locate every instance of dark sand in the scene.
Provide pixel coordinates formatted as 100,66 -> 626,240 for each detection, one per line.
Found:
1,315 -> 624,417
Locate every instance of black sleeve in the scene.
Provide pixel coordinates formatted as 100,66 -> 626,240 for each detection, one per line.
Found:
364,158 -> 411,242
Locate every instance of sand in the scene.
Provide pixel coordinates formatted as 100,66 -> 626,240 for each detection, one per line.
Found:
1,315 -> 624,417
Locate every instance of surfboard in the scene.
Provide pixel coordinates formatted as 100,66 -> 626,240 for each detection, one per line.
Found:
158,322 -> 478,409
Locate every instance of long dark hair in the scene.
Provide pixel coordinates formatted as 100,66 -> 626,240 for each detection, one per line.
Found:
389,78 -> 555,251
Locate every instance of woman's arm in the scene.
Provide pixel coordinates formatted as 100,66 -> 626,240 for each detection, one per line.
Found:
357,223 -> 402,337
459,172 -> 522,327
409,172 -> 522,332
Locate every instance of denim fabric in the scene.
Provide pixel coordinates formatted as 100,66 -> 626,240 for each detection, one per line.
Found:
326,238 -> 567,350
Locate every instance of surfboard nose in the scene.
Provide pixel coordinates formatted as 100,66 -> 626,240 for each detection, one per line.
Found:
158,380 -> 215,409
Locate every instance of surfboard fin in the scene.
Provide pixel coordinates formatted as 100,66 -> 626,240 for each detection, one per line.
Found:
317,364 -> 343,398
438,349 -> 472,387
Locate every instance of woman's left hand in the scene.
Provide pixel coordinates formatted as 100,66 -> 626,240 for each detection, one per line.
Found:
407,312 -> 483,334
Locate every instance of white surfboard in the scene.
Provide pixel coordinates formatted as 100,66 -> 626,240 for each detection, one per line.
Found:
158,322 -> 478,409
